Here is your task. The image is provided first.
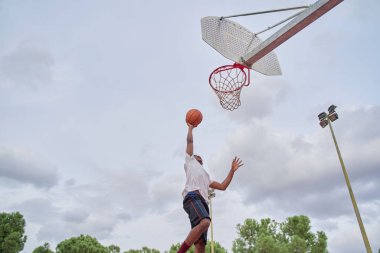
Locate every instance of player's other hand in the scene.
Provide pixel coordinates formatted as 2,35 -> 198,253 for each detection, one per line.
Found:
231,156 -> 244,172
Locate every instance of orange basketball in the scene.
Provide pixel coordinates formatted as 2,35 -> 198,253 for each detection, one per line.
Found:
186,109 -> 203,127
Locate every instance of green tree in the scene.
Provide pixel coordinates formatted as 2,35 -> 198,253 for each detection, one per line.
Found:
33,242 -> 54,253
166,241 -> 227,253
167,243 -> 190,253
206,241 -> 228,253
124,246 -> 160,253
232,215 -> 328,253
108,244 -> 120,253
0,212 -> 27,253
56,234 -> 108,253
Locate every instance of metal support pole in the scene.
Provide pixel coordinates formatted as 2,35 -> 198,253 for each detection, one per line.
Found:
328,120 -> 372,253
220,6 -> 309,19
242,0 -> 344,67
208,189 -> 215,253
256,10 -> 304,36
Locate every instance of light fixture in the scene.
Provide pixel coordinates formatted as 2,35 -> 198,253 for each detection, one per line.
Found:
318,112 -> 327,120
328,112 -> 339,122
318,112 -> 328,128
328,104 -> 337,114
319,119 -> 328,128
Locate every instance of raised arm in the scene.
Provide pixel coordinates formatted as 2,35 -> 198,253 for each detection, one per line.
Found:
186,124 -> 194,156
209,157 -> 243,191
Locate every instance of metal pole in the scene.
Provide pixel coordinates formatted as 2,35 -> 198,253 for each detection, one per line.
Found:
208,189 -> 215,253
242,0 -> 344,67
221,6 -> 309,19
256,9 -> 304,35
327,120 -> 372,253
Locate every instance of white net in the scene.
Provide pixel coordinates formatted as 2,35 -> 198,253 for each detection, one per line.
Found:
209,65 -> 248,111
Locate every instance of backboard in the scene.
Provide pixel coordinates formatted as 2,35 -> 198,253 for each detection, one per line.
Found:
201,16 -> 282,76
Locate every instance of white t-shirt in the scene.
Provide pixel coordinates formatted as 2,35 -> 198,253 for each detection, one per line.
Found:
182,154 -> 213,202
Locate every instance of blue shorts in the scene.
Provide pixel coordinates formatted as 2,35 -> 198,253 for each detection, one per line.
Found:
183,191 -> 210,244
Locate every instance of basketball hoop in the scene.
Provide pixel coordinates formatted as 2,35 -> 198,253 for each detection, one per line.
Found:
202,1 -> 344,110
209,63 -> 250,111
201,16 -> 280,111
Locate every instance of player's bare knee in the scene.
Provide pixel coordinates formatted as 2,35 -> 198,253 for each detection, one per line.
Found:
200,218 -> 210,229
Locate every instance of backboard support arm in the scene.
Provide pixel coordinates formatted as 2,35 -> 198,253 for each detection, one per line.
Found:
220,6 -> 309,19
241,0 -> 344,67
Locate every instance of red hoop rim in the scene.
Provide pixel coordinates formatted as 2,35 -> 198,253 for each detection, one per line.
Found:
208,63 -> 251,93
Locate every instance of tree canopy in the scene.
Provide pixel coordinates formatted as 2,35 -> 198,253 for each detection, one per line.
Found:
0,212 -> 27,253
166,241 -> 227,253
33,242 -> 54,253
56,234 -> 109,253
1,211 -> 331,253
232,215 -> 328,253
124,246 -> 160,253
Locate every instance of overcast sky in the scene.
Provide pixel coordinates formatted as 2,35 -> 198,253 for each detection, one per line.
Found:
0,0 -> 379,252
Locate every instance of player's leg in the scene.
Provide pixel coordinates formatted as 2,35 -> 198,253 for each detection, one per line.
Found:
184,218 -> 210,245
178,192 -> 210,253
178,219 -> 210,253
194,229 -> 208,253
194,240 -> 206,253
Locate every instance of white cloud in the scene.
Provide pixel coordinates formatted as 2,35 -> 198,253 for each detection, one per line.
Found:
0,146 -> 59,188
226,77 -> 290,122
206,105 -> 380,251
0,43 -> 54,88
211,106 -> 380,206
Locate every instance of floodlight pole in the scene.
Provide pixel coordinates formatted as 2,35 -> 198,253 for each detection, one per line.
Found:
320,107 -> 372,253
326,120 -> 372,253
208,189 -> 216,253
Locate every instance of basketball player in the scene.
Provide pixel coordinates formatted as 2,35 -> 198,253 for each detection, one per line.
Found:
177,123 -> 243,253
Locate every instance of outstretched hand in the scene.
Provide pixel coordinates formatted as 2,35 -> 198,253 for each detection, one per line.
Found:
187,123 -> 195,129
231,156 -> 244,172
